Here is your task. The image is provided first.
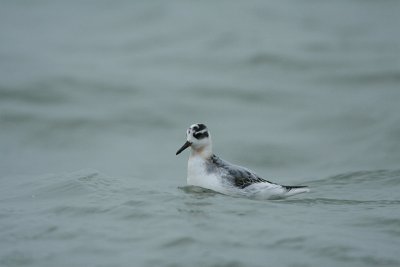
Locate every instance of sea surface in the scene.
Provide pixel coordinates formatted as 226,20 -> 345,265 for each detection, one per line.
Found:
1,0 -> 400,266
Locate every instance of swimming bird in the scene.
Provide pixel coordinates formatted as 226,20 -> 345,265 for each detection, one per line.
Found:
176,123 -> 309,199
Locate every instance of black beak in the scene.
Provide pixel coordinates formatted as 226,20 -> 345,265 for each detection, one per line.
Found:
176,141 -> 192,155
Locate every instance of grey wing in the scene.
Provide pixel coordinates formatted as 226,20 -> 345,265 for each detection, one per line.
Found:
210,155 -> 275,189
225,164 -> 308,191
227,165 -> 274,189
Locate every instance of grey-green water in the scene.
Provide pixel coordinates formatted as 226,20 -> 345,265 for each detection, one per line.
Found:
1,0 -> 400,266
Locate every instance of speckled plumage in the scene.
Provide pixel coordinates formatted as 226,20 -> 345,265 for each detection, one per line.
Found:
207,154 -> 273,188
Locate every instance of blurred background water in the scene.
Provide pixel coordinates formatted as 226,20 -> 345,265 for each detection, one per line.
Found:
1,0 -> 400,266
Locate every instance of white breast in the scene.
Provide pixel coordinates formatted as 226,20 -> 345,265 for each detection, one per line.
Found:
187,156 -> 223,192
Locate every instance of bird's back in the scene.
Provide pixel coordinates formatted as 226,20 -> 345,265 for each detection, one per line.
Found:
205,155 -> 309,198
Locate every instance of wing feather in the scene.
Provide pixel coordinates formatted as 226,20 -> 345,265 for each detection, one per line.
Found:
209,155 -> 276,189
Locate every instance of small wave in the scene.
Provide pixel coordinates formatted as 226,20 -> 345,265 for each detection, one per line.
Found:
245,52 -> 311,70
51,205 -> 116,216
265,236 -> 308,249
0,251 -> 34,266
5,169 -> 123,204
178,185 -> 220,195
280,198 -> 400,206
307,169 -> 400,186
314,245 -> 399,266
298,169 -> 400,204
0,84 -> 69,104
160,236 -> 197,248
322,71 -> 400,85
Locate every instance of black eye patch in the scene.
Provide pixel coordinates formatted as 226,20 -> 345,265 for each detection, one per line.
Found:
193,131 -> 209,140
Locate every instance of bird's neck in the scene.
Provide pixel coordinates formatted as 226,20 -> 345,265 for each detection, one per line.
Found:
190,144 -> 213,159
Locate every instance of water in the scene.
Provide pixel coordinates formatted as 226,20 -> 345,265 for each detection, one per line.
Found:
1,0 -> 400,266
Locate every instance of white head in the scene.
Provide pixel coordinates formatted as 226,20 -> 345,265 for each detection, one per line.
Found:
176,123 -> 212,158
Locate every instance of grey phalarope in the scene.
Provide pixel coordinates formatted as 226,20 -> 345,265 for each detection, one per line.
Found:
176,123 -> 309,199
